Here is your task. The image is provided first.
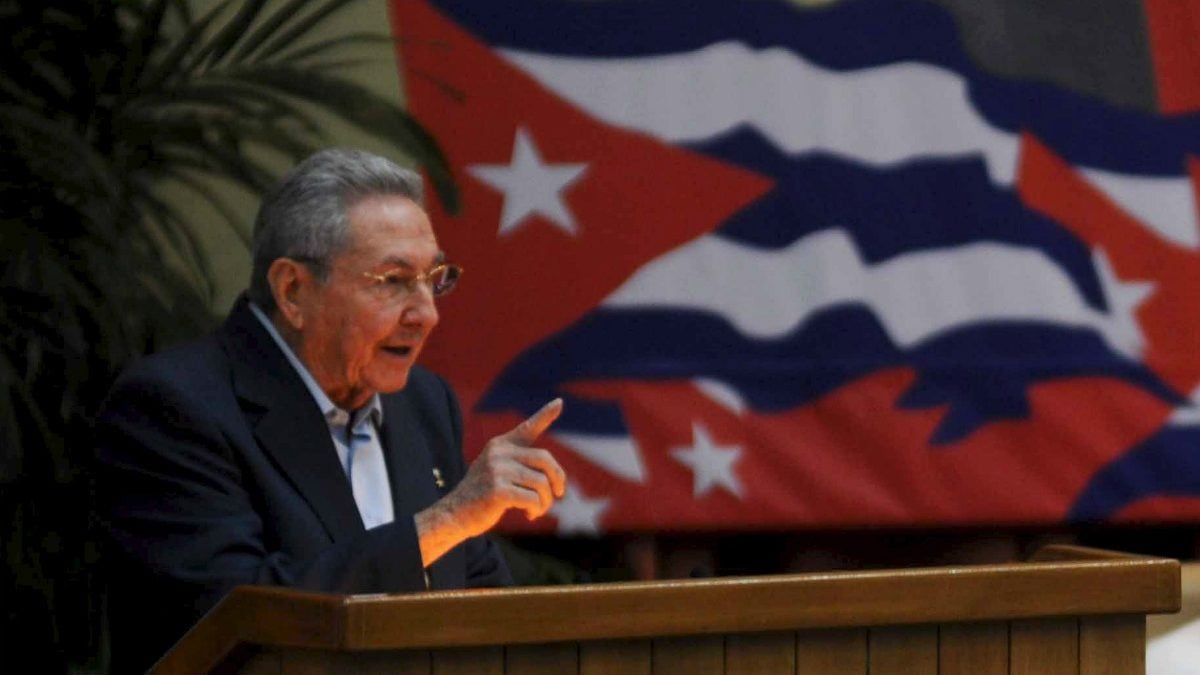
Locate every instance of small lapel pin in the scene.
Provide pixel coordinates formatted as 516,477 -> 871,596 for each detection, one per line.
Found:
432,467 -> 446,489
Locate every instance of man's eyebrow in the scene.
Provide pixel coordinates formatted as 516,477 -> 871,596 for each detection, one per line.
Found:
377,257 -> 414,270
378,251 -> 446,269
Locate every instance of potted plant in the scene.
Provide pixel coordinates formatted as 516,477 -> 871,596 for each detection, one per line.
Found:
0,1 -> 455,669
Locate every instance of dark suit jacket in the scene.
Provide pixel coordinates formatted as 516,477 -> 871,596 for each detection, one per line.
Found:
94,297 -> 511,673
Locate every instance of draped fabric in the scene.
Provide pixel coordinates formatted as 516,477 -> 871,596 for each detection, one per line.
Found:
390,0 -> 1200,534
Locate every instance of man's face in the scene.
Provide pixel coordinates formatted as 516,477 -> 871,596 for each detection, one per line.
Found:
293,194 -> 441,410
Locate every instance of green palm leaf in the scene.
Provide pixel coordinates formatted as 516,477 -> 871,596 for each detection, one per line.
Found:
268,32 -> 397,64
225,66 -> 459,209
235,0 -> 361,64
201,0 -> 269,67
256,0 -> 363,63
2,2 -> 459,667
138,0 -> 235,91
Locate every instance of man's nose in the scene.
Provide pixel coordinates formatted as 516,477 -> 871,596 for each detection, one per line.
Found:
402,283 -> 439,326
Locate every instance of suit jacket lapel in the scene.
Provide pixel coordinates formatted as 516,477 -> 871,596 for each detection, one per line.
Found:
219,297 -> 364,541
381,391 -> 463,588
380,392 -> 441,520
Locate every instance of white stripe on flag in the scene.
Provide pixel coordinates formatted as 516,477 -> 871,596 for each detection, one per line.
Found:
604,229 -> 1151,358
552,431 -> 647,483
502,43 -> 1199,249
504,42 -> 1018,183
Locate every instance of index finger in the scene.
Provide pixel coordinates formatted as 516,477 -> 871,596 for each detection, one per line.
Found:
504,398 -> 563,445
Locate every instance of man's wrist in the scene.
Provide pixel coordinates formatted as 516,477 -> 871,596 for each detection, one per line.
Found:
414,500 -> 469,567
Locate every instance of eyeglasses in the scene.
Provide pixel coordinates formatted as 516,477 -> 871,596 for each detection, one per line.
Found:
294,256 -> 463,301
360,263 -> 463,300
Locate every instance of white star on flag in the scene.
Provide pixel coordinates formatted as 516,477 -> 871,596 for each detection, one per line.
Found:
671,422 -> 745,499
468,127 -> 588,237
1091,247 -> 1154,359
549,483 -> 610,536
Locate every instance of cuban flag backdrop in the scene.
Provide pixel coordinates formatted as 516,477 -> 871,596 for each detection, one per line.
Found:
389,0 -> 1200,535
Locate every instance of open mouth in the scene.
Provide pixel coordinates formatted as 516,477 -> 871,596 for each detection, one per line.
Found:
383,346 -> 413,357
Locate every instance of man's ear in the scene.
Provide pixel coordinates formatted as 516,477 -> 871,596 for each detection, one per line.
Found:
266,258 -> 310,331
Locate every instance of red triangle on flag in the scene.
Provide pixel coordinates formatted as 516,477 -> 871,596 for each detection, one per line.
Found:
1017,132 -> 1200,395
558,369 -> 1172,530
390,1 -> 774,412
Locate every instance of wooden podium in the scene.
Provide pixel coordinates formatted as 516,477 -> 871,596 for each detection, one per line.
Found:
152,546 -> 1179,674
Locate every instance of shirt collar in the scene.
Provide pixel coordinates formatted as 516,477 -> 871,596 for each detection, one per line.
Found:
248,301 -> 383,430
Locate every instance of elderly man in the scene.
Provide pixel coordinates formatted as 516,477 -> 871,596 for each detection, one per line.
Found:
95,148 -> 566,673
